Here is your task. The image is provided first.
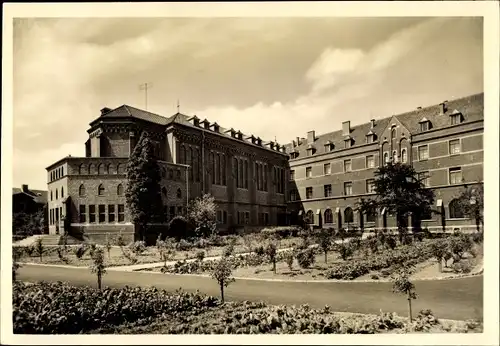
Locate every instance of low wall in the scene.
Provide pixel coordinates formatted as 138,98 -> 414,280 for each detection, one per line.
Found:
69,224 -> 135,245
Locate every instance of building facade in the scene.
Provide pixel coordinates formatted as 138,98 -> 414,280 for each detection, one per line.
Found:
286,93 -> 484,233
46,105 -> 289,240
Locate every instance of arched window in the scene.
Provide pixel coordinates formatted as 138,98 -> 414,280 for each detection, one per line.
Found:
117,163 -> 125,174
98,163 -> 106,174
193,148 -> 199,182
344,207 -> 354,224
384,152 -> 389,166
233,157 -> 238,187
392,150 -> 398,163
221,154 -> 226,185
117,184 -> 124,196
161,187 -> 167,196
391,127 -> 396,140
180,145 -> 186,164
98,184 -> 105,196
176,188 -> 182,199
449,199 -> 465,219
79,163 -> 86,175
324,209 -> 333,224
401,148 -> 408,163
244,160 -> 249,189
365,208 -> 376,222
61,187 -> 64,198
239,159 -> 244,188
306,210 -> 314,224
215,153 -> 220,185
50,191 -> 53,201
88,163 -> 95,175
79,184 -> 86,196
55,189 -> 58,200
51,172 -> 53,181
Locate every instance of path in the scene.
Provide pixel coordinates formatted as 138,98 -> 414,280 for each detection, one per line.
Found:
17,264 -> 483,321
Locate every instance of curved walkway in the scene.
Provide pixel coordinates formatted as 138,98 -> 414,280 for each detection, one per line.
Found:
17,264 -> 482,321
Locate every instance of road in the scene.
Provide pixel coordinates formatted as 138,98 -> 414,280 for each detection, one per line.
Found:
17,264 -> 483,321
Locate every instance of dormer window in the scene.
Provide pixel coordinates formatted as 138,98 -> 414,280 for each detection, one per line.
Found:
225,128 -> 237,138
344,136 -> 353,149
210,122 -> 220,133
450,110 -> 463,125
257,137 -> 262,146
324,141 -> 334,152
188,115 -> 200,127
306,144 -> 316,156
419,117 -> 431,132
237,131 -> 243,140
366,130 -> 376,144
201,119 -> 211,130
290,151 -> 299,159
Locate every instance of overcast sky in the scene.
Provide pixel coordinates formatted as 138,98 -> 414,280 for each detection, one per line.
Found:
13,17 -> 483,190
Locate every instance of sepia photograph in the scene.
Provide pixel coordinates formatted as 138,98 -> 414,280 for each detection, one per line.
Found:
2,2 -> 499,344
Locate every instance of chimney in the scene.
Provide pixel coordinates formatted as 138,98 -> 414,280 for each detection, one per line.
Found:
296,137 -> 300,146
417,106 -> 422,110
370,119 -> 376,128
100,107 -> 112,115
342,121 -> 351,136
439,101 -> 448,114
292,140 -> 296,147
307,131 -> 315,144
22,184 -> 29,192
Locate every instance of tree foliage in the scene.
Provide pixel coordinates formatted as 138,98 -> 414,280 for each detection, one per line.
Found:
13,209 -> 45,239
391,269 -> 417,322
125,131 -> 164,241
187,194 -> 218,238
316,228 -> 333,263
265,242 -> 278,273
211,257 -> 235,303
455,183 -> 484,232
90,246 -> 106,290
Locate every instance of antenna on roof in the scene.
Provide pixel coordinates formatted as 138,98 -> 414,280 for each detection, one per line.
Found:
139,82 -> 153,110
177,99 -> 180,113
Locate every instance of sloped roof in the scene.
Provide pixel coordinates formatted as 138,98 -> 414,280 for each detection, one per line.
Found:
12,188 -> 48,204
95,105 -> 170,125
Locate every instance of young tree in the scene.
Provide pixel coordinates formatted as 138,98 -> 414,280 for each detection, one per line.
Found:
156,236 -> 176,267
430,241 -> 446,272
316,228 -> 333,263
392,269 -> 417,322
265,242 -> 278,273
34,237 -> 44,262
456,183 -> 484,233
90,246 -> 106,290
284,250 -> 294,271
187,194 -> 218,238
125,131 -> 165,242
211,256 -> 235,303
358,162 -> 435,241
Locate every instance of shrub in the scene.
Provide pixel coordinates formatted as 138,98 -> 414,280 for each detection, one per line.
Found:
176,239 -> 193,251
265,242 -> 278,273
169,216 -> 191,240
88,242 -> 97,258
223,242 -> 235,258
121,247 -> 138,264
451,261 -> 472,274
472,232 -> 483,244
253,245 -> 265,256
116,231 -> 126,247
261,226 -> 301,239
316,228 -> 333,263
208,234 -> 226,247
56,245 -> 70,264
386,236 -> 397,250
74,244 -> 87,259
284,251 -> 294,271
337,243 -> 354,261
105,233 -> 113,258
129,241 -> 147,255
371,274 -> 379,280
392,269 -> 417,322
195,250 -> 206,262
296,248 -> 315,269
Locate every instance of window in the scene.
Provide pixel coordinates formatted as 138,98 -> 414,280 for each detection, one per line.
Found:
50,191 -> 53,201
392,150 -> 398,163
418,171 -> 430,188
245,212 -> 250,224
118,204 -> 125,222
420,121 -> 430,132
244,161 -> 249,189
305,210 -> 314,224
450,113 -> 462,125
55,189 -> 58,200
401,149 -> 408,163
264,213 -> 269,225
89,205 -> 96,223
55,208 -> 59,222
176,170 -> 181,180
290,189 -> 298,202
324,184 -> 332,197
98,163 -> 105,174
323,163 -> 331,175
217,210 -> 222,223
79,205 -> 86,223
344,182 -> 353,196
366,134 -> 374,144
108,205 -> 115,223
117,163 -> 125,174
449,167 -> 462,185
384,152 -> 389,165
344,207 -> 354,224
391,127 -> 396,139
325,143 -> 333,152
117,184 -> 124,196
324,209 -> 333,224
98,205 -> 106,223
344,139 -> 352,149
418,146 -> 428,161
61,187 -> 64,198
305,167 -> 312,178
289,170 -> 295,181
223,211 -> 228,224
344,159 -> 352,172
307,148 -> 314,157
177,188 -> 182,199
449,139 -> 461,155
366,179 -> 375,193
306,187 -> 313,199
79,163 -> 86,175
366,155 -> 375,168
365,208 -> 376,223
449,199 -> 465,219
98,184 -> 105,196
107,163 -> 113,174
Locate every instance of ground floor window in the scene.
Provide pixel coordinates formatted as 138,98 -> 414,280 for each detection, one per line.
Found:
449,198 -> 465,219
89,205 -> 96,223
305,210 -> 314,224
324,209 -> 333,224
79,205 -> 86,223
108,205 -> 116,223
98,205 -> 106,223
118,204 -> 125,222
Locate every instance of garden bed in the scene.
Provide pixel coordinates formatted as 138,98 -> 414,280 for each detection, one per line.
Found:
13,281 -> 482,334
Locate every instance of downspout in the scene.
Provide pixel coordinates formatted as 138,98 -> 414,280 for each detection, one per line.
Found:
202,129 -> 205,195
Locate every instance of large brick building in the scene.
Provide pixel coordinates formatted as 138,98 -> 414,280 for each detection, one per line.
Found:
46,92 -> 483,240
286,93 -> 483,233
46,105 -> 289,240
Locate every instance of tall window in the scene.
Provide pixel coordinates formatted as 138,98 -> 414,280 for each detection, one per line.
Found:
366,155 -> 375,168
162,187 -> 167,197
449,199 -> 465,219
289,170 -> 295,181
324,209 -> 333,224
239,159 -> 243,189
117,184 -> 124,196
344,207 -> 354,224
344,182 -> 353,196
88,163 -> 95,175
98,184 -> 105,196
366,179 -> 375,193
51,191 -> 53,201
177,188 -> 182,199
344,139 -> 352,149
306,167 -> 312,178
290,189 -> 298,202
418,171 -> 430,187
449,139 -> 461,155
366,134 -> 374,144
401,148 -> 408,163
391,127 -> 396,139
384,152 -> 389,165
221,154 -> 226,185
79,163 -> 86,175
449,167 -> 462,185
324,163 -> 331,175
161,167 -> 166,178
418,145 -> 428,161
324,184 -> 332,197
89,205 -> 96,223
344,159 -> 352,172
61,187 -> 64,198
306,210 -> 314,224
108,205 -> 116,223
244,161 -> 249,189
98,205 -> 106,223
117,163 -> 125,174
107,163 -> 114,174
55,189 -> 58,200
118,204 -> 125,222
215,153 -> 220,185
392,150 -> 398,163
306,187 -> 313,199
79,205 -> 86,223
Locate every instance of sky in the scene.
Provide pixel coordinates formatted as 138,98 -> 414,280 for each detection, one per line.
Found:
12,16 -> 483,190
